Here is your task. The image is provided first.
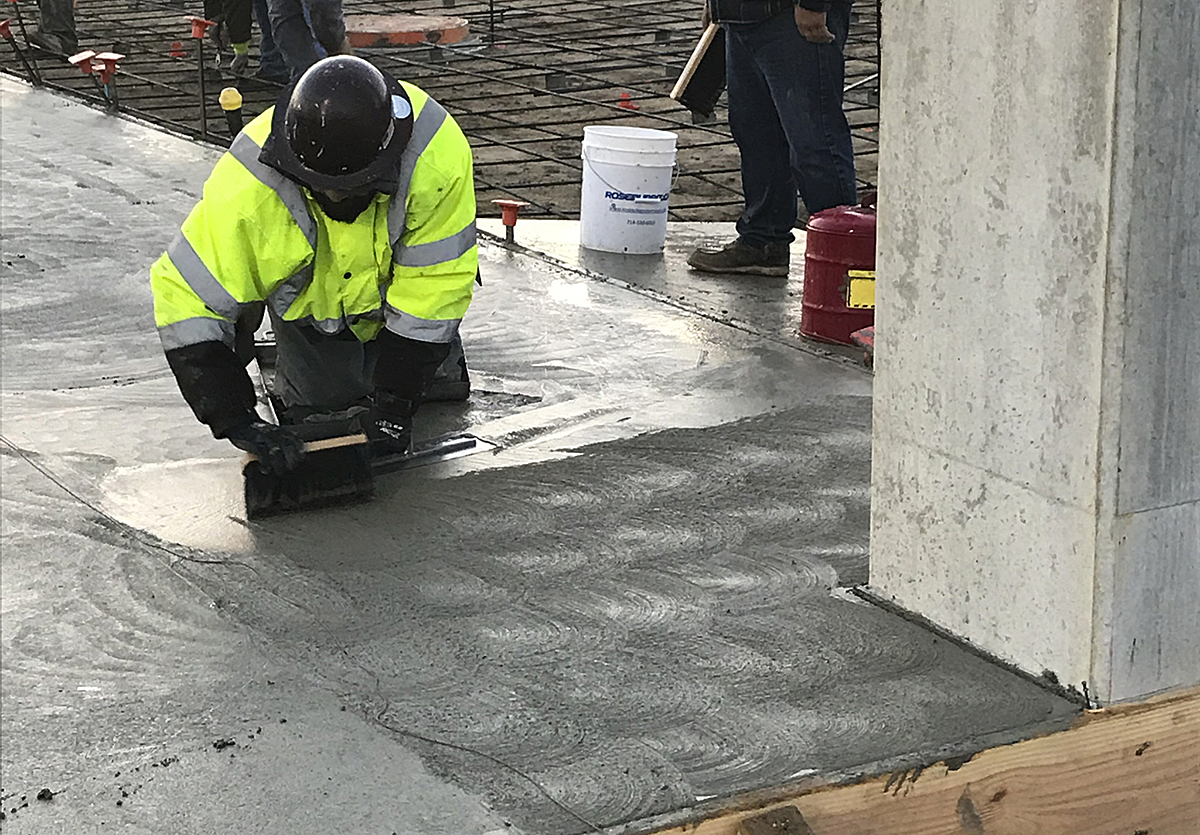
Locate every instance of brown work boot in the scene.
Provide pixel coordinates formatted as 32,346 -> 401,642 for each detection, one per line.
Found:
687,238 -> 790,276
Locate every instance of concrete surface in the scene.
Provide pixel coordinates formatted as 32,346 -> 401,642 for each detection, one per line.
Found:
2,78 -> 1076,835
477,218 -> 865,367
870,0 -> 1199,702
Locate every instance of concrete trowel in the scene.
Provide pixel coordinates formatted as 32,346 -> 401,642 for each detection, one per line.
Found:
242,353 -> 487,520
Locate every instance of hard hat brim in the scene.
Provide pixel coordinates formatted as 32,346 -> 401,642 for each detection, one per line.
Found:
260,69 -> 414,194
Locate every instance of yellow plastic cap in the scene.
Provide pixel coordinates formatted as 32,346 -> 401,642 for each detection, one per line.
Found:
219,87 -> 243,112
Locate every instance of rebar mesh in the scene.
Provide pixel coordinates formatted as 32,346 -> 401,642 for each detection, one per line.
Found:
1,0 -> 879,219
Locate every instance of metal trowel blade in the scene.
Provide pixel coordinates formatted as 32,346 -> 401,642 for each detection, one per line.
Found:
372,433 -> 494,475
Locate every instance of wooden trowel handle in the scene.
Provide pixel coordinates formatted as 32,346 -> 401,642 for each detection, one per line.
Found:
243,433 -> 368,463
302,433 -> 368,453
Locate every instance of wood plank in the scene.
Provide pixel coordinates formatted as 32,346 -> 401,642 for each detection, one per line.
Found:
651,686 -> 1200,835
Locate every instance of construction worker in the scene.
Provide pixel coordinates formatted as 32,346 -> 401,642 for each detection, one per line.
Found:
151,56 -> 477,473
688,0 -> 856,276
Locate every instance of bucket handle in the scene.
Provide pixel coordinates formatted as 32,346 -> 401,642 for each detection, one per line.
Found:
582,146 -> 682,198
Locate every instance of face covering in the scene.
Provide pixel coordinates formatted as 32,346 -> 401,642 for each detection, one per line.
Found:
312,189 -> 376,223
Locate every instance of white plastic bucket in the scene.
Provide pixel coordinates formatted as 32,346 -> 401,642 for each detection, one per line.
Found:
579,126 -> 678,254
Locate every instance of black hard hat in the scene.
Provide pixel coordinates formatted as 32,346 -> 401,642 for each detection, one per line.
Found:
262,56 -> 414,193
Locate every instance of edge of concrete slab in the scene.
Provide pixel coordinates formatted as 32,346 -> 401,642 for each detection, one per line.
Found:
0,71 -> 234,150
606,705 -> 1080,835
617,686 -> 1199,835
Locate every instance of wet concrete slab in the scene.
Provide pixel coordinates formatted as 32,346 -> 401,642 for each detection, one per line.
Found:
476,218 -> 865,366
1,78 -> 1078,835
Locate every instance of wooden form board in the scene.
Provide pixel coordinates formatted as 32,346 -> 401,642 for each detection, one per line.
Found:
649,687 -> 1200,835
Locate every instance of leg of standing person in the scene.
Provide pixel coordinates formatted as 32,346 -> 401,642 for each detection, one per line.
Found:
253,0 -> 290,81
267,0 -> 323,79
728,17 -> 803,246
30,0 -> 77,54
304,3 -> 330,62
304,0 -> 350,58
753,4 -> 857,215
687,15 -> 794,275
203,0 -> 227,53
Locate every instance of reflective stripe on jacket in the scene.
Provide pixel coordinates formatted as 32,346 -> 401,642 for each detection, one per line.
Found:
151,82 -> 477,351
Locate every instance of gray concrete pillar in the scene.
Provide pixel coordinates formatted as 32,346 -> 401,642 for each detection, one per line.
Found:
868,0 -> 1198,703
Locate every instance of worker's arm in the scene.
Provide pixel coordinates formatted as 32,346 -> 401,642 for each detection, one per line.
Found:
366,331 -> 452,454
377,120 -> 477,403
152,227 -> 258,437
150,174 -> 291,439
372,331 -> 452,408
367,122 -> 477,453
162,340 -> 257,438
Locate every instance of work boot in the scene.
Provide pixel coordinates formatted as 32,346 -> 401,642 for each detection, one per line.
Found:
686,238 -> 790,276
425,336 -> 470,402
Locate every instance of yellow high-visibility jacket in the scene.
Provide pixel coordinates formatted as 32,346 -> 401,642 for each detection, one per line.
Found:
151,81 -> 476,352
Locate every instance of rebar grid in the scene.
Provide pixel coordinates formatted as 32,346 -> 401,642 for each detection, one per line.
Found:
1,0 -> 879,220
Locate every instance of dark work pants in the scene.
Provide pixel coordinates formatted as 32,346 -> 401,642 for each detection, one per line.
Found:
725,3 -> 857,245
269,309 -> 379,414
265,310 -> 466,418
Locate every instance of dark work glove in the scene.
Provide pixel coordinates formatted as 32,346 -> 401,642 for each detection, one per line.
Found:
365,391 -> 416,457
226,420 -> 307,474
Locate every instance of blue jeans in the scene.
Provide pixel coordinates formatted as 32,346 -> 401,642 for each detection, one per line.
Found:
267,0 -> 340,80
725,4 -> 857,245
253,0 -> 289,79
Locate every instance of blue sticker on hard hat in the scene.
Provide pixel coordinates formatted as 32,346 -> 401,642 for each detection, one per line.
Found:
392,96 -> 412,120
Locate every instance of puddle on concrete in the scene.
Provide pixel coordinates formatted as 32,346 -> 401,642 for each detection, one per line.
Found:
101,458 -> 258,554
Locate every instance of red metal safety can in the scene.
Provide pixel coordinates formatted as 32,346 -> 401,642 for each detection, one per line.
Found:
800,203 -> 877,345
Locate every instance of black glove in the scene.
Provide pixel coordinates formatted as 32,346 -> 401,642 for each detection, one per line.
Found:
365,391 -> 415,457
226,420 -> 307,474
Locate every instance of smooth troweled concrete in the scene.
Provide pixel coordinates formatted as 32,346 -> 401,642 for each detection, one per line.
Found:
870,0 -> 1199,702
477,218 -> 864,366
2,78 -> 1076,835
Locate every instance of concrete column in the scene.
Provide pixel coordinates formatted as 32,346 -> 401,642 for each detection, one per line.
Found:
869,0 -> 1199,703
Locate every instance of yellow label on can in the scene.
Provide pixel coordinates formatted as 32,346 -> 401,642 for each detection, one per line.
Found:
846,269 -> 876,309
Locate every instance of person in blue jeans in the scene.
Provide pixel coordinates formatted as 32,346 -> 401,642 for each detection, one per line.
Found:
253,0 -> 291,82
689,0 -> 857,276
267,0 -> 348,80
